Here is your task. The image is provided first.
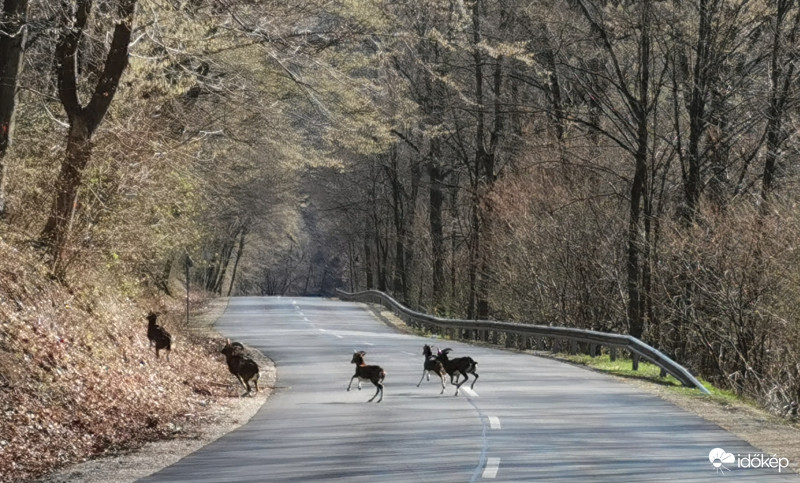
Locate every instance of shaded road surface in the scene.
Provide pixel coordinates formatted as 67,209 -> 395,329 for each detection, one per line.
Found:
141,297 -> 798,482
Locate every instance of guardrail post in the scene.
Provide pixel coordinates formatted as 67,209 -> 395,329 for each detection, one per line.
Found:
609,347 -> 617,361
552,338 -> 561,353
589,343 -> 597,358
632,353 -> 640,371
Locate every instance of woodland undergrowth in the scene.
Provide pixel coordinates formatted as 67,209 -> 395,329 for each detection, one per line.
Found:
0,236 -> 237,482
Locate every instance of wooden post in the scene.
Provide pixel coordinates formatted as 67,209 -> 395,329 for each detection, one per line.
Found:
184,255 -> 193,326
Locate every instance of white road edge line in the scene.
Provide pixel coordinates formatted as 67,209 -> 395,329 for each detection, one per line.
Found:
488,416 -> 501,430
461,387 -> 479,397
482,458 -> 500,478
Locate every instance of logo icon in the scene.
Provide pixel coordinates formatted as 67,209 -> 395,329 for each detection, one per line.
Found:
709,448 -> 735,473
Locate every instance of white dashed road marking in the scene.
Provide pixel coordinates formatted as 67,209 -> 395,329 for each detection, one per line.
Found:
317,328 -> 342,339
461,387 -> 479,397
482,458 -> 500,478
488,416 -> 501,429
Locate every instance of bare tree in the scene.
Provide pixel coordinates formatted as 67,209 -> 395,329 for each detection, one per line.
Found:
761,0 -> 800,201
39,0 -> 137,272
0,0 -> 29,217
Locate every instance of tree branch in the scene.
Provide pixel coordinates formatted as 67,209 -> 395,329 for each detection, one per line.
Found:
84,0 -> 137,133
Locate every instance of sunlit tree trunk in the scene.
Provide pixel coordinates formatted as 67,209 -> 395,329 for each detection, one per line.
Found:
39,0 -> 137,273
0,0 -> 29,217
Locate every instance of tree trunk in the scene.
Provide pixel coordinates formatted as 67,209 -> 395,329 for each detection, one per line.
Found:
40,119 -> 93,268
428,146 -> 445,308
303,263 -> 313,295
627,146 -> 647,341
377,231 -> 388,292
467,191 -> 479,320
158,253 -> 174,295
213,235 -> 237,294
450,181 -> 459,304
363,238 -> 373,289
626,1 -> 652,354
347,240 -> 357,291
387,149 -> 406,299
373,213 -> 387,292
469,0 -> 505,320
39,0 -> 137,272
761,1 -> 800,201
404,155 -> 421,302
227,224 -> 248,296
203,244 -> 220,292
0,0 -> 29,217
476,51 -> 504,320
682,0 -> 713,222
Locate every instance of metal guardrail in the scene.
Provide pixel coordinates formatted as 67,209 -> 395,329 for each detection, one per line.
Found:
336,289 -> 711,394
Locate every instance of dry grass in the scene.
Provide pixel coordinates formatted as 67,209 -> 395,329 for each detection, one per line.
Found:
0,239 -> 242,483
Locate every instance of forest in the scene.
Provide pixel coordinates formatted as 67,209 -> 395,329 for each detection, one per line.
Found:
1,0 -> 800,476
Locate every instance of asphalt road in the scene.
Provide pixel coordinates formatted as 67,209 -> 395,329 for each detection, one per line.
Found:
141,297 -> 798,482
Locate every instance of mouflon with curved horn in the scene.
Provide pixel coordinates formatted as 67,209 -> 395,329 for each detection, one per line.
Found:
347,351 -> 386,403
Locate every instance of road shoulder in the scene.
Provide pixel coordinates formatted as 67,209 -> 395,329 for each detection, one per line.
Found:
40,298 -> 276,483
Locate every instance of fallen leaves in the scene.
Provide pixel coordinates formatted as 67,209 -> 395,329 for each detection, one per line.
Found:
0,243 -> 236,483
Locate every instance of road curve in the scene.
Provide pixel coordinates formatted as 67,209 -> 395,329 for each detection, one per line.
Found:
140,297 -> 798,482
